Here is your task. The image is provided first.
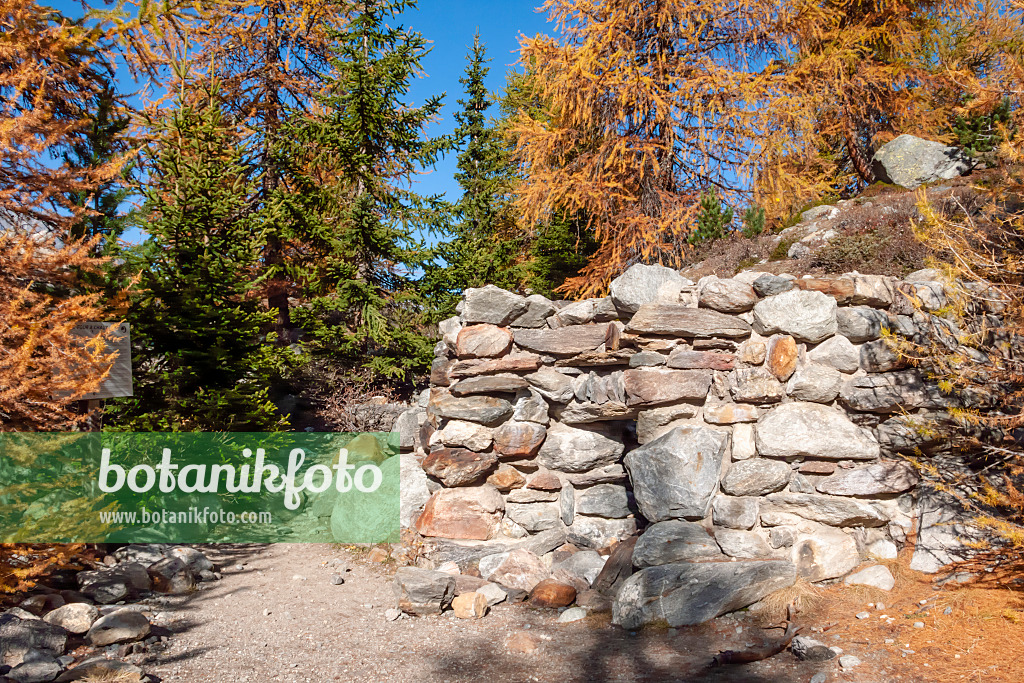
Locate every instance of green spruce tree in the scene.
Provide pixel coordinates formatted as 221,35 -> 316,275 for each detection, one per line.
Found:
424,34 -> 524,315
106,85 -> 287,431
283,0 -> 448,382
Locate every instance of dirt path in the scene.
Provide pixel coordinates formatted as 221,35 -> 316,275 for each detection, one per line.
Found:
137,544 -> 919,683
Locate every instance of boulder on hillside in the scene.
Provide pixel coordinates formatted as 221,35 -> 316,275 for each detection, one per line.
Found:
871,134 -> 972,190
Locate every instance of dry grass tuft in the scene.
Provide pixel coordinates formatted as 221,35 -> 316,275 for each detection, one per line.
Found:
756,577 -> 823,624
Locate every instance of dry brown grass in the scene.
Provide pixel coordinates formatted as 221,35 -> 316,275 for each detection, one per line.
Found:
756,577 -> 824,624
807,550 -> 1024,683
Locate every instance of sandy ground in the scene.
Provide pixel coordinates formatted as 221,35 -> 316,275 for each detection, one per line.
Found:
132,543 -> 931,683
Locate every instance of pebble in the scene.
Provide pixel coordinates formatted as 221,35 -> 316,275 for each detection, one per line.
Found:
262,609 -> 271,616
292,575 -> 306,581
557,608 -> 587,623
384,608 -> 401,622
839,654 -> 862,669
856,611 -> 870,619
330,574 -> 345,585
884,639 -> 895,644
876,602 -> 885,610
810,674 -> 828,683
944,606 -> 953,615
913,622 -> 925,628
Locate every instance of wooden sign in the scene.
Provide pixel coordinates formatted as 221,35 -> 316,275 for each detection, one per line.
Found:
71,322 -> 133,399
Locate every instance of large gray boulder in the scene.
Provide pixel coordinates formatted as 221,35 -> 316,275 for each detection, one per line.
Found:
0,615 -> 67,667
461,285 -> 528,325
613,559 -> 797,628
631,520 -> 724,567
756,402 -> 880,460
624,425 -> 726,521
786,362 -> 842,403
609,264 -> 692,314
837,306 -> 890,343
86,609 -> 150,646
871,134 -> 971,190
752,290 -> 837,343
536,422 -> 624,473
566,517 -> 637,550
698,277 -> 758,313
575,484 -> 630,518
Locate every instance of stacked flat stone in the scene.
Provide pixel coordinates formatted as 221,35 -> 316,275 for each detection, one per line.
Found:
393,263 -> 968,628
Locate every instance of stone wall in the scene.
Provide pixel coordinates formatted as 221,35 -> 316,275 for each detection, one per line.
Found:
394,264 -> 971,626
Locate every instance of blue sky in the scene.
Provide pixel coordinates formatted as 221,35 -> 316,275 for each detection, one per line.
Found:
51,0 -> 555,208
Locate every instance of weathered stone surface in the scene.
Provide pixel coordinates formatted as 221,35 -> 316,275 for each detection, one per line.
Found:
554,551 -> 606,587
712,496 -> 759,530
456,324 -> 513,359
635,404 -> 700,444
554,401 -> 638,425
415,486 -> 505,540
428,356 -> 452,387
422,448 -> 497,487
566,517 -> 636,550
794,278 -> 855,304
703,401 -> 759,424
839,370 -> 950,413
575,484 -> 630,518
629,351 -> 667,367
450,374 -> 530,396
876,412 -> 952,453
529,579 -> 577,608
554,349 -> 635,368
42,604 -> 97,635
393,407 -> 426,451
483,549 -> 550,592
428,390 -> 513,426
525,469 -> 563,491
439,315 -> 463,349
623,368 -> 712,407
394,567 -> 457,615
722,459 -> 792,496
86,610 -> 150,646
560,483 -> 575,526
146,558 -> 193,594
626,304 -> 751,338
487,464 -> 526,492
911,492 -> 983,573
791,525 -> 861,581
505,503 -> 560,532
631,520 -> 722,567
431,420 -> 494,452
765,493 -> 888,527
666,350 -> 735,371
808,335 -> 860,373
848,274 -> 894,307
493,421 -> 547,457
699,277 -> 758,313
507,488 -> 558,503
452,591 -> 489,618
624,426 -> 727,521
77,564 -> 149,603
511,388 -> 550,425
732,423 -> 756,460
523,367 -> 575,403
552,297 -> 618,326
514,324 -> 612,356
752,290 -> 838,343
752,274 -> 794,296
511,294 -> 557,328
563,464 -> 628,487
786,362 -> 842,403
844,565 -> 895,590
859,339 -> 907,373
536,423 -> 623,473
837,307 -> 889,343
613,560 -> 797,628
400,453 -> 432,528
871,134 -> 971,189
800,461 -> 837,475
766,335 -> 798,381
449,355 -> 543,379
462,285 -> 529,326
756,402 -> 880,460
815,460 -> 919,496
55,657 -> 143,683
0,616 -> 67,667
715,528 -> 773,559
729,367 -> 785,404
8,650 -> 61,683
610,264 -> 692,314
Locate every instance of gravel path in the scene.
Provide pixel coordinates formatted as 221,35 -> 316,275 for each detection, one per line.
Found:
139,544 -> 918,683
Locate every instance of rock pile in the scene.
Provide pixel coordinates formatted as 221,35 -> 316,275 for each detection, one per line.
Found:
0,544 -> 218,682
395,263 -> 979,627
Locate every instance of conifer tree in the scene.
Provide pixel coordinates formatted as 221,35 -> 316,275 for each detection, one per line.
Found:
283,0 -> 448,382
425,35 -> 524,315
107,85 -> 286,431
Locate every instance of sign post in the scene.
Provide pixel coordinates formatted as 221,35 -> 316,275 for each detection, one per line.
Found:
70,322 -> 133,430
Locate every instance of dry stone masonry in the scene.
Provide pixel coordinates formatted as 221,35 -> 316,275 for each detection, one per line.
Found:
394,263 -> 972,627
